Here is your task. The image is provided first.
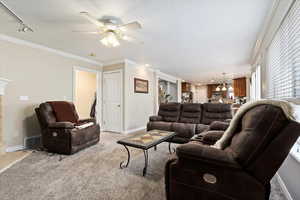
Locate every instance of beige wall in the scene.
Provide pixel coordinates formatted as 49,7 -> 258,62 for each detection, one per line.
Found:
75,70 -> 97,119
0,39 -> 100,148
124,61 -> 155,132
102,61 -> 156,133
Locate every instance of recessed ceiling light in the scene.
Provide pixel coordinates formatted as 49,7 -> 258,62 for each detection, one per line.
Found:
145,64 -> 150,67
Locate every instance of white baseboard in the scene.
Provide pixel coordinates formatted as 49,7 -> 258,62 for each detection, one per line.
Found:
276,173 -> 293,200
123,127 -> 146,134
6,145 -> 25,153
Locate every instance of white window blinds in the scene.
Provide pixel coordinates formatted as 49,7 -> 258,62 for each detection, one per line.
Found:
266,0 -> 300,99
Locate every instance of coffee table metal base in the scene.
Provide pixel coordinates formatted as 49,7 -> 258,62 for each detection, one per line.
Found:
119,145 -> 149,176
119,142 -> 173,176
119,145 -> 131,169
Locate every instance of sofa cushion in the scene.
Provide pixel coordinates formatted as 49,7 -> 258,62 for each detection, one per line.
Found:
158,103 -> 181,122
195,124 -> 210,134
172,122 -> 196,139
47,101 -> 79,123
201,130 -> 224,145
201,103 -> 232,125
179,103 -> 202,124
149,115 -> 163,122
209,121 -> 230,131
147,121 -> 172,132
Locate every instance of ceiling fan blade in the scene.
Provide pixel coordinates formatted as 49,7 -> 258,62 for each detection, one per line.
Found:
121,35 -> 143,44
119,21 -> 142,31
80,11 -> 104,27
72,31 -> 99,34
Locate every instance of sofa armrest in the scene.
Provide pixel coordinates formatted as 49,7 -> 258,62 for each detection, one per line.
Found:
176,143 -> 240,169
209,121 -> 230,131
78,118 -> 96,124
48,122 -> 75,129
224,119 -> 232,123
202,131 -> 224,145
149,115 -> 163,122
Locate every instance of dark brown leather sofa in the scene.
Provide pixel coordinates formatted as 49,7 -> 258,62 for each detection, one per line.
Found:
165,104 -> 300,200
35,101 -> 100,155
147,103 -> 232,144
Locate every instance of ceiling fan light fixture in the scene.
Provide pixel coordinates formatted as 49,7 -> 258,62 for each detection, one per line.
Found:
100,32 -> 120,47
222,83 -> 227,91
18,23 -> 33,32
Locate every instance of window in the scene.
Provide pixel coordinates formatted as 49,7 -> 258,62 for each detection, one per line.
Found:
264,1 -> 300,160
255,65 -> 261,99
250,71 -> 256,100
265,0 -> 300,99
250,65 -> 261,100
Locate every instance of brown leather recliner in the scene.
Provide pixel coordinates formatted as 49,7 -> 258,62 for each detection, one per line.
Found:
35,101 -> 100,155
165,104 -> 300,200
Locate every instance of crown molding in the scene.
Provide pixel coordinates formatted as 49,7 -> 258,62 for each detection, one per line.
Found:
0,34 -> 102,65
155,70 -> 181,83
102,59 -> 126,66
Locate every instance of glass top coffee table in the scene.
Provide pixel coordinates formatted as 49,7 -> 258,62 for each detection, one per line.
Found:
117,129 -> 176,176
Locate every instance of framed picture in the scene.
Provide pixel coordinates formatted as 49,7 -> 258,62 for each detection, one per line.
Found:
134,78 -> 149,93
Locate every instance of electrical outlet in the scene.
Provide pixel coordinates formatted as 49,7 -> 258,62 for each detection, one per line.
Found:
20,96 -> 29,101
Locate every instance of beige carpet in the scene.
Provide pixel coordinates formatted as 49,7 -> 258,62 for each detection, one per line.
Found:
0,132 -> 287,200
0,151 -> 30,173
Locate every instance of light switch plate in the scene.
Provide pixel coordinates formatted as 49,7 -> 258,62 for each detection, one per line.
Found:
20,96 -> 29,101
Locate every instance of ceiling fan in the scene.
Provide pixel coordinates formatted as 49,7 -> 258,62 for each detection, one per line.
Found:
75,12 -> 142,47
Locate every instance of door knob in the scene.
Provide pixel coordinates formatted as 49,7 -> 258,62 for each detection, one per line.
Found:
117,105 -> 121,107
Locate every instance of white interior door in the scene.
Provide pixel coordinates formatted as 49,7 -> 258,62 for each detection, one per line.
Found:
103,71 -> 122,133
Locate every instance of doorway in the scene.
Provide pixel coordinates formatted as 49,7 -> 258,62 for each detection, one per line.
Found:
103,70 -> 123,133
73,67 -> 99,121
158,79 -> 178,104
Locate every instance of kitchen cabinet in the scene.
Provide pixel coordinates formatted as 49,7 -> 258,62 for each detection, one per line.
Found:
182,82 -> 191,93
233,77 -> 246,97
207,84 -> 226,98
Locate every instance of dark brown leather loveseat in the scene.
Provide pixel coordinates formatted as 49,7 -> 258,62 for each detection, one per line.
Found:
35,101 -> 100,155
147,103 -> 232,144
165,104 -> 300,200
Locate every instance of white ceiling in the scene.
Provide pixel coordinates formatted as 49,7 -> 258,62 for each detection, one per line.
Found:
0,0 -> 273,83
